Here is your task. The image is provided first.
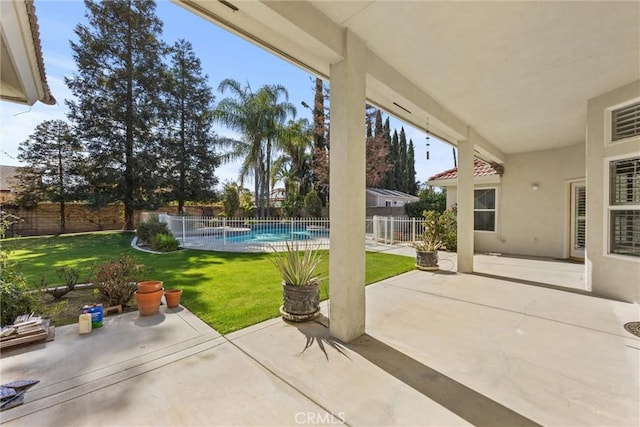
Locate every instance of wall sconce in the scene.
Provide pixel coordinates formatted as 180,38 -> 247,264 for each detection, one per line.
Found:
531,184 -> 539,191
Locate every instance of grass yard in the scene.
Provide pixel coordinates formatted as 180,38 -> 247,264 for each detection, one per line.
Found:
4,232 -> 415,334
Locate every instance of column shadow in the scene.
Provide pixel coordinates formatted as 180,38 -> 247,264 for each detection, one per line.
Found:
347,334 -> 540,427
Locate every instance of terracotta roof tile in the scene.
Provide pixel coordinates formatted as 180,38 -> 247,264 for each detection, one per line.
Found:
25,0 -> 55,105
428,159 -> 499,181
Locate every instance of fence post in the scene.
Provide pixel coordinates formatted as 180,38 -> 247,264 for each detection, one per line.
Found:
372,216 -> 378,245
412,217 -> 416,242
223,217 -> 227,245
181,215 -> 185,243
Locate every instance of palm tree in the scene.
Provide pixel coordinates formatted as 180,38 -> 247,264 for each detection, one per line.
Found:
214,79 -> 295,217
271,118 -> 313,198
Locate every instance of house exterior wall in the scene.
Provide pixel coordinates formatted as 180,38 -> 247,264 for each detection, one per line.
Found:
365,192 -> 417,207
440,144 -> 585,258
586,80 -> 640,303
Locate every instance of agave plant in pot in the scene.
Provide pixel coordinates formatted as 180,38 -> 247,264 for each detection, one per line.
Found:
412,210 -> 446,271
270,241 -> 324,322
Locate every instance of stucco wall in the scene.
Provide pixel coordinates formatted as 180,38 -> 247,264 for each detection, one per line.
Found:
586,80 -> 640,303
444,144 -> 585,258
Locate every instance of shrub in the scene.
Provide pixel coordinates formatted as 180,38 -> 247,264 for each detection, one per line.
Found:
0,212 -> 38,326
405,187 -> 446,217
0,253 -> 38,326
94,256 -> 151,307
304,189 -> 322,217
136,218 -> 169,244
42,266 -> 83,300
1,276 -> 38,327
151,233 -> 180,252
222,182 -> 240,217
441,206 -> 457,251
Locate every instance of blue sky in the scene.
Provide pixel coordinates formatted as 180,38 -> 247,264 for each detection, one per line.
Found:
0,0 -> 456,189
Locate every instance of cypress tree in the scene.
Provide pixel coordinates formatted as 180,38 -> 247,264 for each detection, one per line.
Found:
407,139 -> 417,195
398,128 -> 408,192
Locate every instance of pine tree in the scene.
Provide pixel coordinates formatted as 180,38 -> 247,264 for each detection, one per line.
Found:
15,120 -> 83,233
66,0 -> 167,230
160,39 -> 219,212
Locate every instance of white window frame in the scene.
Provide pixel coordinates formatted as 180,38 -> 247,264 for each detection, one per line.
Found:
474,187 -> 497,233
604,98 -> 640,146
603,153 -> 640,261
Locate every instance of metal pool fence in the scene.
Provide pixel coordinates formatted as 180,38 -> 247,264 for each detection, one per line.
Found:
158,214 -> 424,252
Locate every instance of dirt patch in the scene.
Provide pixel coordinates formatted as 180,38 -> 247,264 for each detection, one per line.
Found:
39,288 -> 138,327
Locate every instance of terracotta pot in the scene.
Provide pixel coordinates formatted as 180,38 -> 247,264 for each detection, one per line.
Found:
134,289 -> 163,316
415,250 -> 439,271
164,289 -> 183,308
137,281 -> 163,293
281,281 -> 320,322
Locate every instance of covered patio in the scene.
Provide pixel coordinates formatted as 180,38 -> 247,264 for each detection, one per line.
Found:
173,0 -> 640,341
1,259 -> 638,426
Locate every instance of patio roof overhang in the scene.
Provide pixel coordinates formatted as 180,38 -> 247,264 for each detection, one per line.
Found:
0,0 -> 55,106
173,0 -> 639,161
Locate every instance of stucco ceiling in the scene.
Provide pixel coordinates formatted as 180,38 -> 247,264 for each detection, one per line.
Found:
176,0 -> 640,156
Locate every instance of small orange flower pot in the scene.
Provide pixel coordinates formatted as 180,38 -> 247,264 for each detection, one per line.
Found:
164,289 -> 183,308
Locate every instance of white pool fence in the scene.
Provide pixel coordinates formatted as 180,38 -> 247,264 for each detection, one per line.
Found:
158,214 -> 426,252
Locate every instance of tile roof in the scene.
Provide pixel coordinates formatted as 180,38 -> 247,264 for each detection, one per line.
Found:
26,0 -> 55,105
428,159 -> 499,181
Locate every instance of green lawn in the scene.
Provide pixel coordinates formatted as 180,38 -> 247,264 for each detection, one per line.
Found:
4,232 -> 415,334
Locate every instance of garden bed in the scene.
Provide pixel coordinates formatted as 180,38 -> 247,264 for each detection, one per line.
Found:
39,287 -> 138,327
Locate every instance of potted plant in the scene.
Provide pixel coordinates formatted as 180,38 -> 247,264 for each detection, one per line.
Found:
270,241 -> 323,322
413,210 -> 446,271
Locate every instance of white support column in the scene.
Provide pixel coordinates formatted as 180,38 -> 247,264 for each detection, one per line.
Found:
329,30 -> 367,342
457,137 -> 474,273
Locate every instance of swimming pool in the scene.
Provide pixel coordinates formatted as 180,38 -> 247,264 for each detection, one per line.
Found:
217,226 -> 328,243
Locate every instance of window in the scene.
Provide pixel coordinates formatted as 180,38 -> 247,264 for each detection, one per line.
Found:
609,157 -> 640,256
474,188 -> 496,232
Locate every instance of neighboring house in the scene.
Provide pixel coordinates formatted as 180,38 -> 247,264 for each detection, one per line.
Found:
428,155 -> 588,262
1,0 -> 55,105
0,165 -> 19,203
269,188 -> 286,208
366,188 -> 418,208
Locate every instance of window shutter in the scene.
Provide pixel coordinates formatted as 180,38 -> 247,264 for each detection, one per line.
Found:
612,102 -> 640,141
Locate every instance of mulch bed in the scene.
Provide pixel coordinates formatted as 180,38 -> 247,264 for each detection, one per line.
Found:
39,288 -> 137,327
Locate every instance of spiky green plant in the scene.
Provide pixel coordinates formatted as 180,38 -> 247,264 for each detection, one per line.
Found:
269,241 -> 323,286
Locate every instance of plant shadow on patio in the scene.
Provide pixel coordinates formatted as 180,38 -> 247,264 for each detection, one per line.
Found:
292,315 -> 350,361
346,334 -> 541,427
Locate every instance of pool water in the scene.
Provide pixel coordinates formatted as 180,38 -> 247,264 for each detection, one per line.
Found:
217,227 -> 324,243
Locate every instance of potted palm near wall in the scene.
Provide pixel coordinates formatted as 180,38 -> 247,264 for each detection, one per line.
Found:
270,241 -> 323,322
413,210 -> 446,271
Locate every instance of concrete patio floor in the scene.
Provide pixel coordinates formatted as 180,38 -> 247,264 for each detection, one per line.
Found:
1,259 -> 638,426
